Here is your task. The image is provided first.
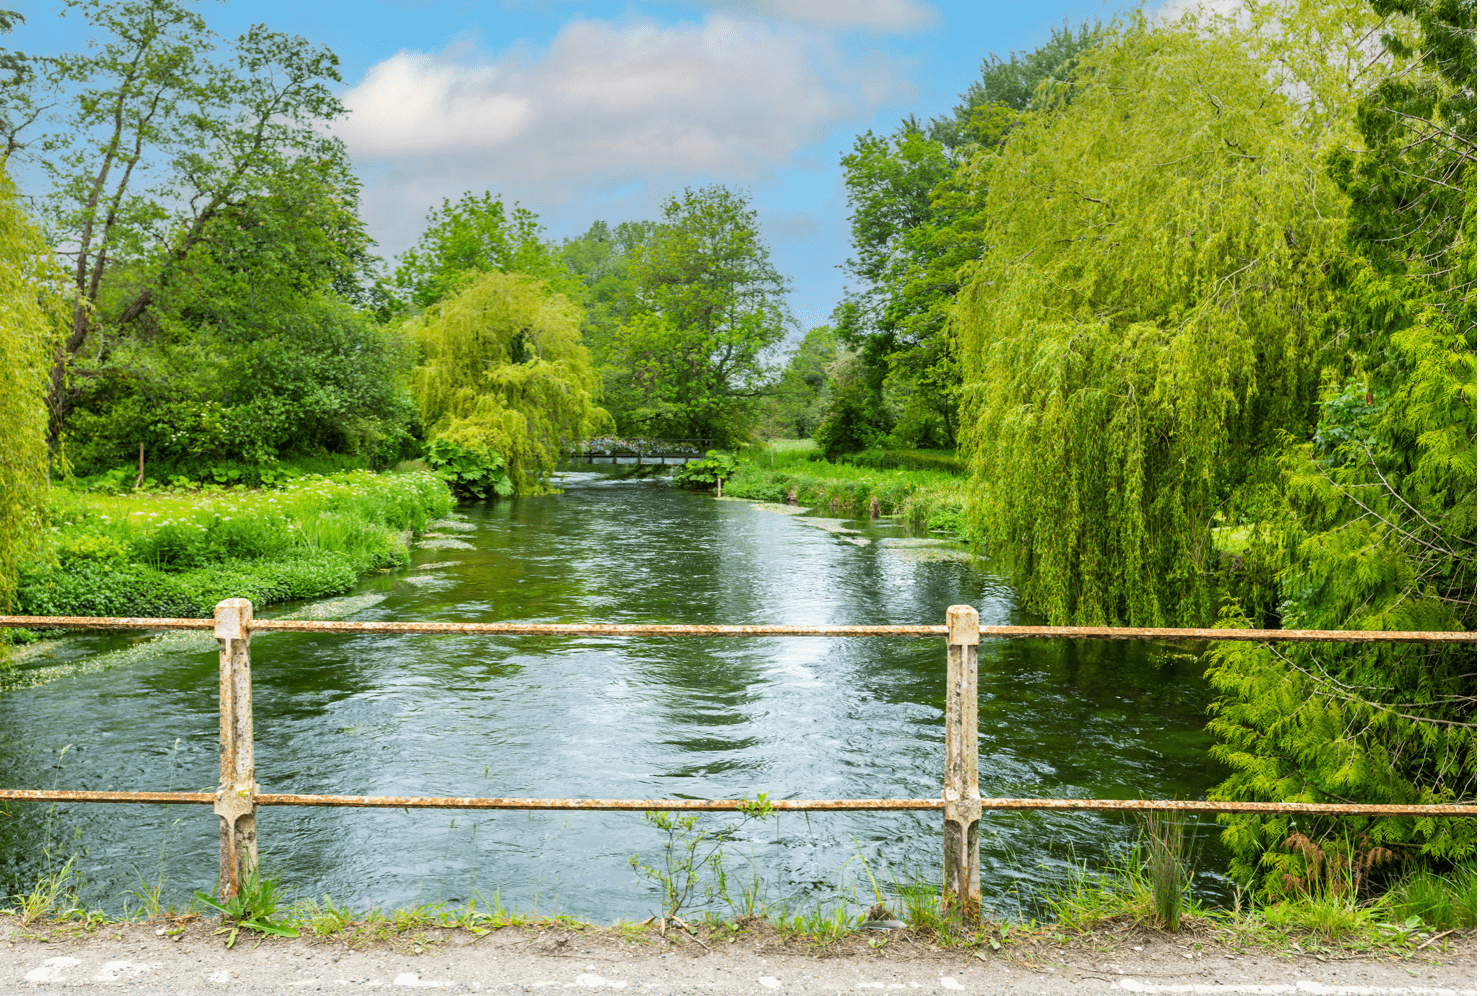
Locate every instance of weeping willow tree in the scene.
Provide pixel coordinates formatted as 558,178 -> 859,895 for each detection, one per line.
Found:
409,270 -> 612,492
953,2 -> 1385,626
0,168 -> 62,609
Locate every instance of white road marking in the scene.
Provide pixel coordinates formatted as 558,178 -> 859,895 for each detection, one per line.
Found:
759,977 -> 783,989
1118,981 -> 1471,995
92,959 -> 152,982
24,956 -> 80,982
940,978 -> 965,991
571,974 -> 629,989
208,969 -> 232,983
394,972 -> 453,988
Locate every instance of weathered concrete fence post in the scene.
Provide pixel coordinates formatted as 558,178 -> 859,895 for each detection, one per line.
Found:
943,604 -> 982,920
214,598 -> 258,899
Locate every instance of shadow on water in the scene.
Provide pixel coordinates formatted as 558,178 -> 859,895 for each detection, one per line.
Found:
0,472 -> 1229,919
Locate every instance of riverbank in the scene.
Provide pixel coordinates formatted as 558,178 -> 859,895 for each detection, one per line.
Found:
7,470 -> 453,622
721,460 -> 972,541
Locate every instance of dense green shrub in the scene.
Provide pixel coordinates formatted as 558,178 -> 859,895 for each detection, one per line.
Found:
671,451 -> 739,491
18,470 -> 452,616
16,554 -> 367,618
424,437 -> 514,500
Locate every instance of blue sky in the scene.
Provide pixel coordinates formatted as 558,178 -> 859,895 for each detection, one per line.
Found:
17,0 -> 1128,328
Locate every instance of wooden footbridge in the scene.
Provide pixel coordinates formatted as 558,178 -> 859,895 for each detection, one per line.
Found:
563,437 -> 715,466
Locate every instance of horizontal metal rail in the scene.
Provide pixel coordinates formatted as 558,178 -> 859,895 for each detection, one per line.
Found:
0,615 -> 1475,644
3,601 -> 1474,909
0,789 -> 1471,817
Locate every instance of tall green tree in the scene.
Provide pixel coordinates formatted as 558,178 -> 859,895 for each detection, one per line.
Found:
617,185 -> 792,445
953,3 -> 1385,627
560,219 -> 658,435
835,22 -> 1101,446
394,191 -> 567,311
409,271 -> 611,491
0,9 -> 43,164
0,166 -> 61,607
761,325 -> 839,439
30,0 -> 344,444
63,147 -> 412,471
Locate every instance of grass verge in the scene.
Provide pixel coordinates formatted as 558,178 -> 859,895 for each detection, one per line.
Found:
720,453 -> 971,540
9,470 -> 454,620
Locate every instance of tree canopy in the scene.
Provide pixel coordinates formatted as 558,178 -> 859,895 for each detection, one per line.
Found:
409,270 -> 611,491
954,6 -> 1377,626
1201,0 -> 1476,894
394,191 -> 568,311
0,166 -> 61,606
616,185 -> 792,445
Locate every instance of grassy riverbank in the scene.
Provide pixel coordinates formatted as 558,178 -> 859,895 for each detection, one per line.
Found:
8,470 -> 453,621
722,443 -> 972,541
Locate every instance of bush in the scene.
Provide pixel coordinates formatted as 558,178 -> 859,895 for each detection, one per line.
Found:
424,437 -> 513,500
19,470 -> 452,616
671,451 -> 739,490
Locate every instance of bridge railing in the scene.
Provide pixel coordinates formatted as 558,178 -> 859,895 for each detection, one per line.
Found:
0,604 -> 1474,918
561,437 -> 716,463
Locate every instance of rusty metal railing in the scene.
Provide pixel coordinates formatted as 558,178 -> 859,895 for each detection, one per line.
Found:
3,614 -> 1474,643
0,603 -> 1475,918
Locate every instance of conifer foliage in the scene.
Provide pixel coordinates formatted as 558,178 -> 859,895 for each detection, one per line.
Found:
1203,0 -> 1476,893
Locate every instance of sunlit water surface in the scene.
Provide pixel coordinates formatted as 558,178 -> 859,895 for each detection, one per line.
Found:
0,473 -> 1229,920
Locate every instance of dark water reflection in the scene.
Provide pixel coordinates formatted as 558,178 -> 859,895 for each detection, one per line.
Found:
0,474 -> 1229,920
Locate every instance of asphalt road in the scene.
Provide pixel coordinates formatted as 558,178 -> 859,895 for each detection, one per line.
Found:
0,920 -> 1472,995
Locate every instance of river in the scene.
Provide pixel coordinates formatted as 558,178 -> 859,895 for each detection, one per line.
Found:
0,472 -> 1229,921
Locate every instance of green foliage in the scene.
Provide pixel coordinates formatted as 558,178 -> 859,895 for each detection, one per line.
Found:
195,864 -> 298,945
68,294 -> 416,473
35,0 -> 348,444
927,18 -> 1103,146
1144,811 -> 1191,932
1388,864 -> 1477,930
409,270 -> 612,492
0,165 -> 61,608
758,326 -> 838,439
629,796 -> 773,920
721,460 -> 966,527
1202,0 -> 1475,892
837,449 -> 964,475
394,192 -> 568,310
955,8 -> 1379,625
16,470 -> 451,616
834,21 -> 1103,446
814,355 -> 892,460
617,185 -> 792,445
559,220 -> 660,436
670,450 -> 739,491
424,437 -> 513,500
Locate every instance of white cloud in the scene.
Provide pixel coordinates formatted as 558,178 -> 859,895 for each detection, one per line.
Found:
339,15 -> 911,187
673,0 -> 938,32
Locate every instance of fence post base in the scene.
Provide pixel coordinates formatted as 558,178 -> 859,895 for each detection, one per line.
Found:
214,598 -> 258,899
943,604 -> 981,921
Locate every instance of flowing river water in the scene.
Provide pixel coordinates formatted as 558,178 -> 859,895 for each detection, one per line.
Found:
0,472 -> 1230,921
